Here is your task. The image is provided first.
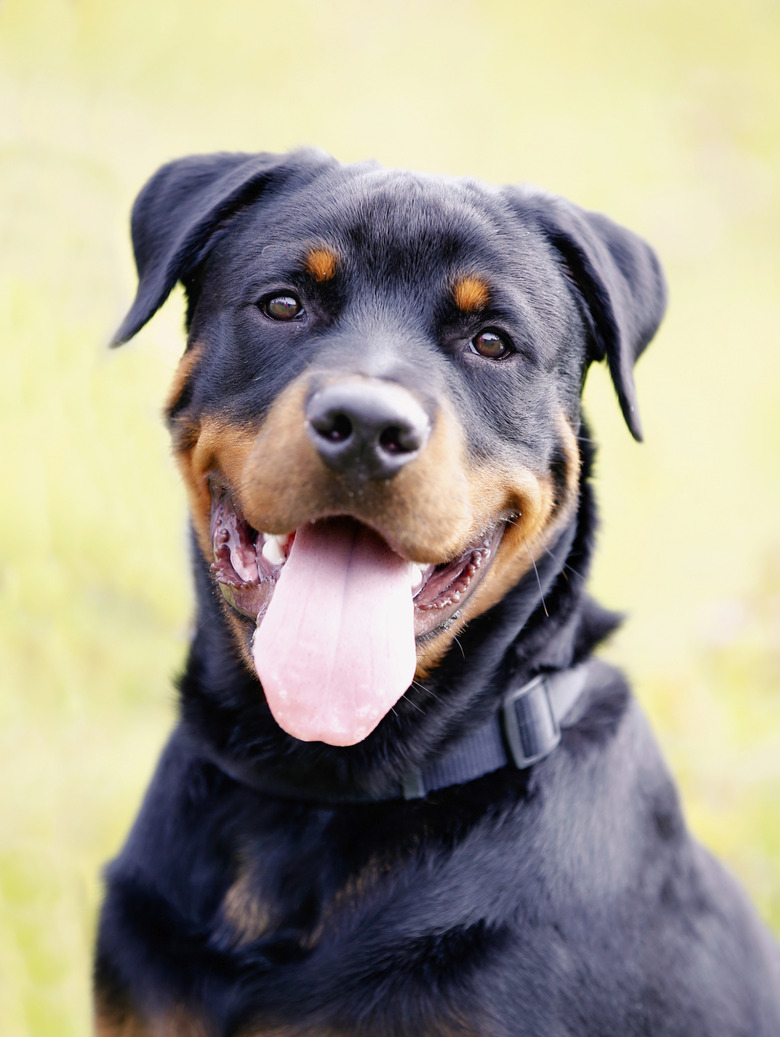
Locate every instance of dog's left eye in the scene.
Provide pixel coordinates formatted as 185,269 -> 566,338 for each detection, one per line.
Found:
470,330 -> 513,360
260,294 -> 304,321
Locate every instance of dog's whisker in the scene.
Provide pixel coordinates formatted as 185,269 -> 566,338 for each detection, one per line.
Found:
411,680 -> 441,703
544,547 -> 585,583
525,539 -> 549,618
451,634 -> 466,660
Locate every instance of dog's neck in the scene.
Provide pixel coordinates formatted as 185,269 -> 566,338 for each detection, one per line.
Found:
178,437 -> 617,800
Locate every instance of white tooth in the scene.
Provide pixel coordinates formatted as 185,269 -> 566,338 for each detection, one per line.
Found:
410,564 -> 425,593
262,535 -> 286,566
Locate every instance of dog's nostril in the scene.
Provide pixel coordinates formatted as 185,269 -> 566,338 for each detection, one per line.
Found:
378,425 -> 415,455
312,411 -> 353,443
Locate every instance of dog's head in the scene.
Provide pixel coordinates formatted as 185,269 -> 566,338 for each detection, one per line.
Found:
114,150 -> 665,748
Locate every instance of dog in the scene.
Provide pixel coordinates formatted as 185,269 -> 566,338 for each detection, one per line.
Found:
94,150 -> 780,1036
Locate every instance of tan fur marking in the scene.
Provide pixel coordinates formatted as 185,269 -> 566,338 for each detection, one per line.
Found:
95,1003 -> 145,1037
414,464 -> 560,676
302,856 -> 391,951
94,996 -> 212,1037
414,416 -> 582,675
304,247 -> 338,283
164,343 -> 205,420
170,409 -> 272,675
173,415 -> 258,561
222,867 -> 272,946
453,276 -> 490,313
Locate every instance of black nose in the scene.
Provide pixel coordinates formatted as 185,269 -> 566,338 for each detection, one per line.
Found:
306,379 -> 431,482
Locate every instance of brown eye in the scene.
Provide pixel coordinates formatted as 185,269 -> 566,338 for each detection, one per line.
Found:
470,329 -> 512,360
261,294 -> 303,321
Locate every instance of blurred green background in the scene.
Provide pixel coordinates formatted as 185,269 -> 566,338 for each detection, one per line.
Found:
1,0 -> 778,1033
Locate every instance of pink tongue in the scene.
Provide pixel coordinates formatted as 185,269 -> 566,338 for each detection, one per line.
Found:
252,519 -> 417,746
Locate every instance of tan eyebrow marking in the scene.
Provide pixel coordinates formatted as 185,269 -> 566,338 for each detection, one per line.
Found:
304,247 -> 339,283
453,275 -> 490,313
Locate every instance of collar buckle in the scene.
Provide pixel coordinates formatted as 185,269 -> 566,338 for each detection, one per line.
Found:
501,674 -> 561,769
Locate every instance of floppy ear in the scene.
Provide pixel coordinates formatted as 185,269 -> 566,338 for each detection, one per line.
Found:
112,150 -> 319,346
513,191 -> 667,441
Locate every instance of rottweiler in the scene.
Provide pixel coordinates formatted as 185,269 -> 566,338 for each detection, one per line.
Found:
94,151 -> 780,1036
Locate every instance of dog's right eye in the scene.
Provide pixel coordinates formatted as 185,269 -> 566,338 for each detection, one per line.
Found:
470,329 -> 513,360
260,294 -> 303,321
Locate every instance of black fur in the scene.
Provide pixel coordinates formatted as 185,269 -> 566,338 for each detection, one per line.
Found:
96,152 -> 780,1036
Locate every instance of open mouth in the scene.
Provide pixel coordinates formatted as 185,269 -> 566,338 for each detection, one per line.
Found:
209,480 -> 504,745
210,484 -> 503,640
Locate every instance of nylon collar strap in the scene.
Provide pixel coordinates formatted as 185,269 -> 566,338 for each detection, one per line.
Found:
205,662 -> 592,804
400,661 -> 590,799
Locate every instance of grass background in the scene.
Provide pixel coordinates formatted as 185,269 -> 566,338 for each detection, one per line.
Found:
1,0 -> 778,1032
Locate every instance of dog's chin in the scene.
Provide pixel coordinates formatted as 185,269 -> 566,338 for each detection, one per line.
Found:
207,480 -> 504,744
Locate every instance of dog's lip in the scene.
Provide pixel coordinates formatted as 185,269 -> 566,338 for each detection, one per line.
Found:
208,478 -> 505,639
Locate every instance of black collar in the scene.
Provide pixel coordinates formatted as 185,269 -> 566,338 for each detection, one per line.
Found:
401,661 -> 591,799
198,661 -> 593,805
